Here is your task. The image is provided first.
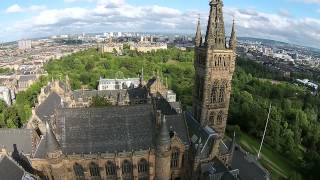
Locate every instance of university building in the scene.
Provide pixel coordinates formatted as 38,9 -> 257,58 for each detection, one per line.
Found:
0,1 -> 270,180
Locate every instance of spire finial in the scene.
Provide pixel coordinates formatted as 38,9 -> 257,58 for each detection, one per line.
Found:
205,0 -> 226,49
229,17 -> 237,50
195,14 -> 202,47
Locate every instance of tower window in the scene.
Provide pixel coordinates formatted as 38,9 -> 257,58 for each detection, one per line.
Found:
209,112 -> 215,125
106,161 -> 116,176
171,148 -> 180,168
211,81 -> 219,103
218,86 -> 225,102
73,163 -> 85,179
218,81 -> 227,103
89,162 -> 101,178
217,111 -> 223,125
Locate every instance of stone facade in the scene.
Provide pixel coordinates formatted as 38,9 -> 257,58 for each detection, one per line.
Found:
193,0 -> 236,148
2,1 -> 239,180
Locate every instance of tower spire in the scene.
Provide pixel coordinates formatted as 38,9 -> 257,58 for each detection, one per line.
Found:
229,18 -> 237,50
157,115 -> 170,151
205,0 -> 226,49
195,14 -> 202,47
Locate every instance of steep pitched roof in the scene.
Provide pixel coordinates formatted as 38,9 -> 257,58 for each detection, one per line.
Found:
0,129 -> 33,155
35,92 -> 62,123
185,112 -> 219,159
231,145 -> 270,180
55,104 -> 155,154
166,114 -> 189,146
0,155 -> 25,180
33,123 -> 60,158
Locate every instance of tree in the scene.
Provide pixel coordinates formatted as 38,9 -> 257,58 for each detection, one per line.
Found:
90,96 -> 112,107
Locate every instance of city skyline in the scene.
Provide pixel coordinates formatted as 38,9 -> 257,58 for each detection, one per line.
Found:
0,0 -> 320,48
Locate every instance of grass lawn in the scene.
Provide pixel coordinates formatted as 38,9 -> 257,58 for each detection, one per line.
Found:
236,131 -> 301,180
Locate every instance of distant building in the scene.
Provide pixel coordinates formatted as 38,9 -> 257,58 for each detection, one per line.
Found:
130,42 -> 167,53
296,79 -> 318,91
263,47 -> 273,56
100,42 -> 123,54
0,86 -> 14,106
17,75 -> 38,92
98,77 -> 140,90
18,40 -> 32,50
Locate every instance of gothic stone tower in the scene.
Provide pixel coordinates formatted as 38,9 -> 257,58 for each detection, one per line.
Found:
193,0 -> 237,153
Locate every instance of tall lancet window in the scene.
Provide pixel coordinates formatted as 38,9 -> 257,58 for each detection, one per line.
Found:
211,81 -> 219,103
217,111 -> 224,125
218,81 -> 227,103
89,162 -> 101,179
106,161 -> 116,176
73,163 -> 85,180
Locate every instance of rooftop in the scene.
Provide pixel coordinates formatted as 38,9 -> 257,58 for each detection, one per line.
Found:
0,129 -> 33,155
55,104 -> 155,154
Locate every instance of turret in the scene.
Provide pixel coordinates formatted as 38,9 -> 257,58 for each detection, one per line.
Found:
155,115 -> 171,180
195,16 -> 202,47
229,18 -> 237,50
205,0 -> 226,49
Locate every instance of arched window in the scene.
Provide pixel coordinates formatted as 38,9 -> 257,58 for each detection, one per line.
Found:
209,112 -> 215,125
171,148 -> 180,168
89,162 -> 101,178
138,159 -> 148,174
218,81 -> 227,103
106,161 -> 116,176
73,163 -> 85,179
217,111 -> 223,125
122,160 -> 132,175
211,81 -> 219,103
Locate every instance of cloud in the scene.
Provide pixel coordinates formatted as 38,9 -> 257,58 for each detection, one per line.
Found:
5,4 -> 23,13
5,4 -> 46,13
2,0 -> 320,48
302,0 -> 320,4
224,7 -> 320,48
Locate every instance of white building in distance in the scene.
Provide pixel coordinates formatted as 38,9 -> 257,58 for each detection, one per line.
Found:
18,40 -> 32,50
98,78 -> 140,90
0,86 -> 13,106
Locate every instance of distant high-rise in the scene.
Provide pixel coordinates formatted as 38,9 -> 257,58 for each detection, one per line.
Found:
18,40 -> 32,50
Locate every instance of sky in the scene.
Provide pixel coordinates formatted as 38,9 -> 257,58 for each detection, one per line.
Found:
0,0 -> 319,48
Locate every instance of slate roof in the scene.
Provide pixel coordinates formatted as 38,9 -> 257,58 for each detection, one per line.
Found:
55,104 -> 155,154
201,158 -> 237,180
166,114 -> 189,145
18,75 -> 37,82
154,95 -> 178,115
35,92 -> 62,123
34,124 -> 60,158
0,155 -> 25,180
231,145 -> 270,180
72,89 -> 128,101
0,129 -> 33,155
72,87 -> 149,103
185,112 -> 219,159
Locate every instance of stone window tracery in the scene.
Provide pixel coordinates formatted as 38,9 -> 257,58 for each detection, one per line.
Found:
211,81 -> 219,103
73,163 -> 85,179
217,111 -> 223,125
122,160 -> 132,175
171,148 -> 180,168
106,161 -> 116,176
89,162 -> 101,178
138,159 -> 149,174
